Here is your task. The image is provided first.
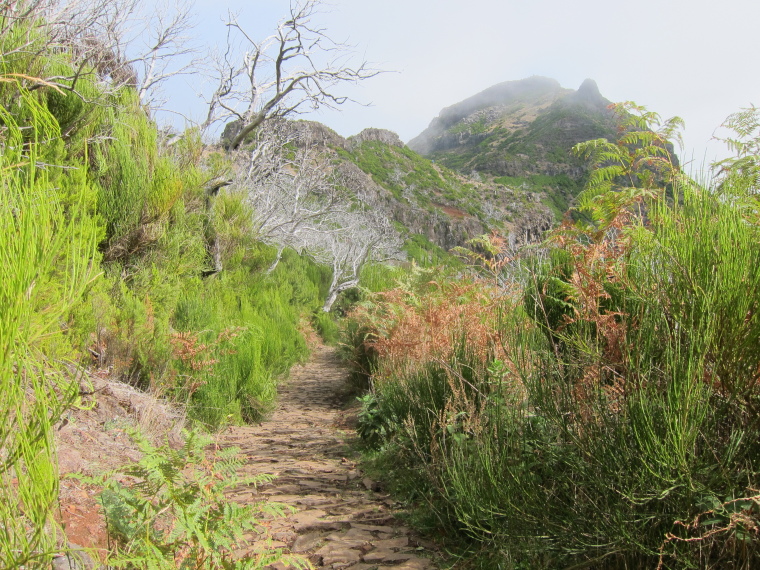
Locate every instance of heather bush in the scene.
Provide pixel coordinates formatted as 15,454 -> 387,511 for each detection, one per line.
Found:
167,265 -> 318,428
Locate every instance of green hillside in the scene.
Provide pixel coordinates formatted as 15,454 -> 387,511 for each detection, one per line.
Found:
410,77 -> 626,221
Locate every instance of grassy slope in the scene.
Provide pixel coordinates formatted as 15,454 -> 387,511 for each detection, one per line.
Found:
428,102 -> 621,221
334,136 -> 553,262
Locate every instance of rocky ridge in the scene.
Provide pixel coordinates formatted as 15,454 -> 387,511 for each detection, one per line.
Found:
406,76 -> 625,225
231,78 -> 630,257
283,121 -> 545,252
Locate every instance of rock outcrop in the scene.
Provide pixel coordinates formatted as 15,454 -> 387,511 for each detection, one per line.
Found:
347,128 -> 404,150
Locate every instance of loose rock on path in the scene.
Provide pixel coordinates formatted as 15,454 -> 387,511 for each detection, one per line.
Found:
219,345 -> 438,570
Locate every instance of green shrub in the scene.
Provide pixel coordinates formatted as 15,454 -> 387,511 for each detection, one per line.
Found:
86,429 -> 308,569
313,311 -> 340,344
339,319 -> 379,392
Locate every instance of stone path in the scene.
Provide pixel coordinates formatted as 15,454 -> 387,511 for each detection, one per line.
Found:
219,346 -> 438,570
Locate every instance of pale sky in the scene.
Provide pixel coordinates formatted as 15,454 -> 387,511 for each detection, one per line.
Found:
162,0 -> 760,168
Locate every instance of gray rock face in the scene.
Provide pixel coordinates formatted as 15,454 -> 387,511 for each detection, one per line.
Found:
221,118 -> 347,150
347,128 -> 404,150
332,160 -> 485,251
510,209 -> 555,248
285,120 -> 347,148
559,77 -> 611,110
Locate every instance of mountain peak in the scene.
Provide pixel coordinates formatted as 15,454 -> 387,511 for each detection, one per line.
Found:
561,78 -> 609,109
408,77 -> 618,156
408,76 -> 570,155
578,78 -> 601,98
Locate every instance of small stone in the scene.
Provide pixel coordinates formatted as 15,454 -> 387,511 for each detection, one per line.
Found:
349,523 -> 396,535
251,540 -> 287,550
324,532 -> 370,549
361,477 -> 376,490
362,548 -> 414,564
316,546 -> 362,566
51,548 -> 99,570
395,556 -> 433,569
410,537 -> 438,550
295,495 -> 333,506
341,527 -> 375,541
291,509 -> 327,531
372,536 -> 409,550
272,530 -> 297,543
298,520 -> 347,532
292,531 -> 327,553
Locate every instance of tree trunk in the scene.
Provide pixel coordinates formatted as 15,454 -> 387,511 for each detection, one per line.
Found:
322,279 -> 358,312
201,181 -> 231,277
322,290 -> 340,313
266,245 -> 285,274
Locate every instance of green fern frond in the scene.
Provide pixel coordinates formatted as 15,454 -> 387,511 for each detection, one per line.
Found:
613,101 -> 662,131
82,428 -> 301,569
659,116 -> 686,149
721,105 -> 760,140
618,130 -> 659,147
572,101 -> 683,229
713,106 -> 760,197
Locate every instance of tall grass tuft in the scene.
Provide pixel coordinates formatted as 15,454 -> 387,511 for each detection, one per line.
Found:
162,252 -> 328,428
0,83 -> 98,569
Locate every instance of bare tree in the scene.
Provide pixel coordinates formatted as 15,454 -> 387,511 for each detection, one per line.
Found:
1,0 -> 199,113
233,121 -> 335,266
232,121 -> 352,272
130,0 -> 200,110
202,0 -> 379,149
239,121 -> 368,272
230,120 -> 403,308
316,209 -> 403,312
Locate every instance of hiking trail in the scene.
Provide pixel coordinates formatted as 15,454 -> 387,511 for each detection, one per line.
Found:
220,345 -> 439,570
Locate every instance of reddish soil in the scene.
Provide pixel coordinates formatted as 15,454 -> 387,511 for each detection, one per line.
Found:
55,372 -> 185,563
436,205 -> 470,219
